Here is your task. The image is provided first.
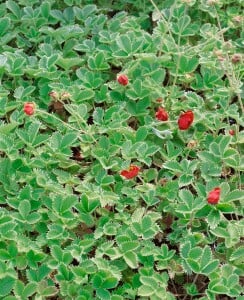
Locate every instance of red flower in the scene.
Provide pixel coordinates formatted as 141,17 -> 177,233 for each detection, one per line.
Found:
229,129 -> 235,136
117,74 -> 128,86
23,102 -> 35,116
120,165 -> 140,179
207,187 -> 221,205
178,110 -> 194,130
155,107 -> 168,121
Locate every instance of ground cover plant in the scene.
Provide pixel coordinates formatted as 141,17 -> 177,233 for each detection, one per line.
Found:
0,0 -> 243,299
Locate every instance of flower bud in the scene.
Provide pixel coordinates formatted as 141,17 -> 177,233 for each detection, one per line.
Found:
117,74 -> 129,86
49,91 -> 59,100
155,107 -> 168,121
178,111 -> 194,130
207,187 -> 221,205
23,102 -> 35,116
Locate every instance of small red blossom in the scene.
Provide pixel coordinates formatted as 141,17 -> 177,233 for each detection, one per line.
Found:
23,102 -> 35,116
178,110 -> 194,130
117,74 -> 128,86
155,107 -> 168,121
120,165 -> 140,179
229,129 -> 235,136
207,187 -> 221,205
156,97 -> 163,103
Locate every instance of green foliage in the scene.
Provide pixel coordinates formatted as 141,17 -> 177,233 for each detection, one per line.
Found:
0,0 -> 243,299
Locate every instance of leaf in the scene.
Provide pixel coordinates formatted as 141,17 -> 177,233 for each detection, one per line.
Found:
180,241 -> 191,259
230,246 -> 244,262
210,227 -> 230,239
124,251 -> 138,269
22,283 -> 37,298
207,209 -> 220,229
224,190 -> 244,202
140,276 -> 158,288
120,241 -> 139,252
41,286 -> 58,297
209,284 -> 229,294
216,203 -> 235,213
79,4 -> 97,20
187,258 -> 200,273
40,2 -> 50,18
0,122 -> 18,134
14,86 -> 35,99
0,54 -> 7,67
0,18 -> 10,37
136,127 -> 148,142
223,149 -> 240,168
179,189 -> 194,210
163,161 -> 182,173
189,247 -> 202,261
6,0 -> 22,19
78,194 -> 99,213
51,245 -> 63,263
14,280 -> 24,297
172,15 -> 198,36
28,122 -> 41,144
0,250 -> 10,260
53,195 -> 77,213
116,35 -> 132,54
0,276 -> 15,297
201,260 -> 219,275
88,52 -> 110,71
60,132 -> 77,148
102,277 -> 118,289
50,9 -> 64,21
47,224 -> 64,239
200,246 -> 212,269
138,285 -> 155,297
178,56 -> 199,74
75,89 -> 95,102
96,288 -> 110,300
18,200 -> 31,219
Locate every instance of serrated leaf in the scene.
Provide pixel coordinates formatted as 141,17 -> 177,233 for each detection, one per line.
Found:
209,284 -> 229,294
230,246 -> 244,262
207,209 -> 220,229
200,246 -> 212,269
187,258 -> 200,273
0,249 -> 11,260
18,200 -> 31,219
210,226 -> 230,239
0,18 -> 10,37
60,133 -> 77,148
136,126 -> 148,142
180,241 -> 191,259
51,245 -> 63,262
201,260 -> 219,275
102,277 -> 118,289
0,276 -> 15,297
189,247 -> 202,261
96,288 -> 110,300
138,285 -> 155,297
224,190 -> 244,202
140,276 -> 158,288
120,241 -> 139,252
0,122 -> 18,134
124,251 -> 138,269
22,283 -> 37,298
14,280 -> 24,297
